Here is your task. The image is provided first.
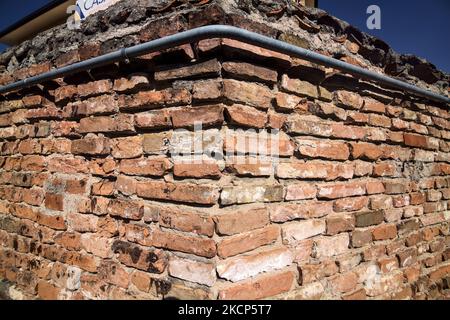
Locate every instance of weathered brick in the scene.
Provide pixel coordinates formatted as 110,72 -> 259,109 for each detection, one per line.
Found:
333,90 -> 363,109
217,247 -> 293,282
137,180 -> 219,205
326,214 -> 355,235
71,137 -> 110,156
192,79 -> 222,101
173,161 -> 221,179
334,196 -> 368,212
158,206 -> 214,237
296,138 -> 349,160
281,75 -> 319,99
282,220 -> 326,244
134,111 -> 171,129
218,271 -> 294,300
269,201 -> 333,223
222,61 -> 277,83
113,75 -> 149,93
225,104 -> 267,128
351,229 -> 373,248
108,199 -> 143,220
213,206 -> 269,236
168,256 -> 216,286
220,184 -> 283,205
155,59 -> 221,81
111,136 -> 143,159
372,224 -> 397,240
217,225 -> 279,258
223,79 -> 273,110
112,241 -> 167,273
119,157 -> 171,177
78,80 -> 112,98
318,181 -> 366,199
355,210 -> 384,227
314,233 -> 350,258
277,161 -> 353,180
119,88 -> 191,110
285,183 -> 317,201
171,105 -> 224,128
79,114 -> 134,133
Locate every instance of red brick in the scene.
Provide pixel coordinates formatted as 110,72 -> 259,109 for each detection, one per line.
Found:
37,280 -> 60,300
119,88 -> 191,110
218,271 -> 294,300
150,229 -> 216,258
326,214 -> 355,235
37,211 -> 66,230
328,272 -> 358,293
170,105 -> 224,128
222,61 -> 277,83
91,180 -> 114,196
107,199 -> 143,220
54,85 -> 78,103
285,183 -> 317,201
275,92 -> 304,112
155,59 -> 220,81
355,210 -> 384,227
66,95 -> 118,116
119,157 -> 171,177
192,79 -> 222,101
223,79 -> 273,110
277,161 -> 353,180
333,90 -> 363,109
350,142 -> 384,160
55,50 -> 80,68
404,133 -> 438,150
158,207 -> 214,237
281,75 -> 318,99
351,229 -> 372,247
134,111 -> 171,129
318,181 -> 366,199
173,161 -> 221,179
228,160 -> 273,177
71,137 -> 110,156
225,104 -> 267,128
299,261 -> 338,284
373,162 -> 400,177
296,138 -> 349,160
111,136 -> 143,159
217,225 -> 279,258
372,224 -> 397,241
363,98 -> 386,113
112,240 -> 167,273
77,80 -> 112,98
334,196 -> 368,212
79,114 -> 134,134
131,270 -> 152,292
269,201 -> 333,223
44,193 -> 64,211
368,114 -> 391,128
113,75 -> 149,93
213,206 -> 269,236
136,180 -> 219,205
54,232 -> 81,251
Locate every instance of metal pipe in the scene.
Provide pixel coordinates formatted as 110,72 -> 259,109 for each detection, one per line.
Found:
0,25 -> 449,104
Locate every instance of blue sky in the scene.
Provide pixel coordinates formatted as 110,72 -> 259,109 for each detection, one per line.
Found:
0,0 -> 449,73
319,0 -> 450,72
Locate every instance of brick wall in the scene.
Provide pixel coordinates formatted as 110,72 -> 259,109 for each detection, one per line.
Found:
0,1 -> 449,300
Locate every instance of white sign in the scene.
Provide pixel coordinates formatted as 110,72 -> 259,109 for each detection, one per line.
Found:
75,0 -> 121,20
